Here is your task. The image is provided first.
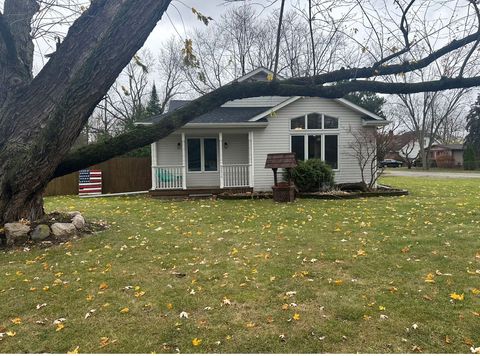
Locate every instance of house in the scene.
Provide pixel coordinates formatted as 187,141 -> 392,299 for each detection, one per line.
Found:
136,68 -> 389,196
386,131 -> 434,164
429,143 -> 464,167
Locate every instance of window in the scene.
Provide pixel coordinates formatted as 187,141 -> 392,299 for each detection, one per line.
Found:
204,138 -> 218,171
308,135 -> 322,159
187,138 -> 218,172
291,116 -> 305,130
187,139 -> 201,171
325,135 -> 338,169
291,113 -> 339,131
291,136 -> 305,161
307,113 -> 322,129
324,115 -> 339,129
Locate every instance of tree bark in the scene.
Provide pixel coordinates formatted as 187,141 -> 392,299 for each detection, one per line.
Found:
0,0 -> 172,225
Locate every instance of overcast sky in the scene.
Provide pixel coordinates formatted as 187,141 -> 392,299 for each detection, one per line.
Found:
144,0 -> 278,50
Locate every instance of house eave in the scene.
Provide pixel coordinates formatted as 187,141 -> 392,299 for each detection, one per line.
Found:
183,122 -> 268,129
362,120 -> 391,127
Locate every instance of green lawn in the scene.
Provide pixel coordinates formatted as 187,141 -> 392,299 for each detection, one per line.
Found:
1,177 -> 480,353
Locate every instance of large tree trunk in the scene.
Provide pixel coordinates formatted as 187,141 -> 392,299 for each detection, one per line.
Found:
0,0 -> 171,225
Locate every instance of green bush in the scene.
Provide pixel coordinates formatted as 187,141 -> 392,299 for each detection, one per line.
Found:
464,145 -> 477,170
286,159 -> 334,192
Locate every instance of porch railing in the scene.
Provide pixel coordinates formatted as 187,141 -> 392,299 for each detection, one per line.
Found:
222,164 -> 250,188
153,165 -> 184,190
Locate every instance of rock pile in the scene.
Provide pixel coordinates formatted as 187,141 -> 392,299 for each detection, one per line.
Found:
1,211 -> 87,247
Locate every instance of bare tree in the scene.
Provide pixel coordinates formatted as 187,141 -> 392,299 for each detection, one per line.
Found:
348,127 -> 394,190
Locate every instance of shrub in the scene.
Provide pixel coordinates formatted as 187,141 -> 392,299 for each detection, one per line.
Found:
464,145 -> 477,170
286,159 -> 334,192
435,155 -> 455,168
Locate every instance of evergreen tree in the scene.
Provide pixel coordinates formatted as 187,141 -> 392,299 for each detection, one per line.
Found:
145,84 -> 163,117
464,94 -> 480,169
344,92 -> 387,118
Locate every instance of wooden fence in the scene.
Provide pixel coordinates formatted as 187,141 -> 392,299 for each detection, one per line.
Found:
44,157 -> 151,196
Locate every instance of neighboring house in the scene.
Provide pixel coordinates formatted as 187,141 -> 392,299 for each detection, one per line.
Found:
386,131 -> 434,163
429,144 -> 464,167
136,68 -> 389,195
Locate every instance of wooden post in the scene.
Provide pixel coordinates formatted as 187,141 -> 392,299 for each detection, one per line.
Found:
273,168 -> 278,186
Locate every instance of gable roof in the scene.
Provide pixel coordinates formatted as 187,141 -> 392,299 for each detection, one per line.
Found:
136,68 -> 388,126
143,100 -> 271,125
431,143 -> 464,151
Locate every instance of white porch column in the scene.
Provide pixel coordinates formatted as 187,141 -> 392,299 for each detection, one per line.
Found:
248,131 -> 254,188
151,142 -> 157,190
181,133 -> 187,190
219,132 -> 224,189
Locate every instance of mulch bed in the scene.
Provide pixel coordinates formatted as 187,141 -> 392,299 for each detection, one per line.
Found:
217,185 -> 408,201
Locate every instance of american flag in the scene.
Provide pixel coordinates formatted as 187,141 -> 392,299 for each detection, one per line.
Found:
79,169 -> 102,196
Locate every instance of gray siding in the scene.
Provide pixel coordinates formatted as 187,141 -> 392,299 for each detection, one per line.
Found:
223,134 -> 249,164
252,97 -> 375,191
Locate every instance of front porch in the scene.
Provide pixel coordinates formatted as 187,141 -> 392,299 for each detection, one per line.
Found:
151,131 -> 255,191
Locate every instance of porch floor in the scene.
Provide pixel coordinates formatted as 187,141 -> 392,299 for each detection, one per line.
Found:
149,186 -> 253,199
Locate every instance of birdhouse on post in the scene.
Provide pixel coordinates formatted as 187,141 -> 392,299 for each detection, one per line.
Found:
265,153 -> 298,202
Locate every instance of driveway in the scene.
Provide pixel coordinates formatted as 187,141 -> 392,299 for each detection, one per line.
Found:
384,169 -> 480,178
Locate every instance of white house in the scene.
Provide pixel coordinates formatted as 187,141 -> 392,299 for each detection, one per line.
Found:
137,68 -> 389,195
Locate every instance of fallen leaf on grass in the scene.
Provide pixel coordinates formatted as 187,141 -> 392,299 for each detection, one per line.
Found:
450,292 -> 464,301
120,307 -> 129,314
292,313 -> 300,321
192,338 -> 202,346
10,318 -> 21,325
67,346 -> 80,354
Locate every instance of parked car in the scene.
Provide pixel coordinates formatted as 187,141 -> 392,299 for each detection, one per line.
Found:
379,159 -> 403,168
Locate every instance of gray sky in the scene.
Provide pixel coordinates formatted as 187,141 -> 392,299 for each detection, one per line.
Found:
145,0 -> 276,50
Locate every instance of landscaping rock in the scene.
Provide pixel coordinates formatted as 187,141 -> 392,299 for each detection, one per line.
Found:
67,211 -> 82,218
51,223 -> 76,237
31,224 -> 51,242
71,214 -> 85,230
4,223 -> 30,246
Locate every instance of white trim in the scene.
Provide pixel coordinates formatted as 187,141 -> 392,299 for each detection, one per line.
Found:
335,98 -> 385,121
151,142 -> 157,190
248,131 -> 254,188
362,120 -> 391,127
181,133 -> 187,190
248,96 -> 302,122
219,132 -> 224,189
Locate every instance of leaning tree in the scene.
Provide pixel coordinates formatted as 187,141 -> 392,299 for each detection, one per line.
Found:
2,0 -> 480,225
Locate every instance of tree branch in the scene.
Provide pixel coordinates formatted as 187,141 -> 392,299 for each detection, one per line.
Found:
288,31 -> 480,85
54,74 -> 480,177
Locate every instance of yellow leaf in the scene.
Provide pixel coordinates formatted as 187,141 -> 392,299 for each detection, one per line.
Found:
424,273 -> 435,283
120,307 -> 129,314
450,292 -> 464,301
167,303 -> 173,310
245,321 -> 256,328
10,318 -> 21,325
99,282 -> 109,290
99,337 -> 110,348
86,294 -> 94,302
292,313 -> 300,321
6,331 -> 16,337
471,288 -> 480,295
378,305 -> 386,311
266,73 -> 274,81
56,323 -> 65,332
334,279 -> 343,286
357,249 -> 367,256
67,346 -> 80,354
192,338 -> 202,346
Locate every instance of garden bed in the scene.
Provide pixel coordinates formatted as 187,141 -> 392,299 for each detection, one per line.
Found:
217,184 -> 408,200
